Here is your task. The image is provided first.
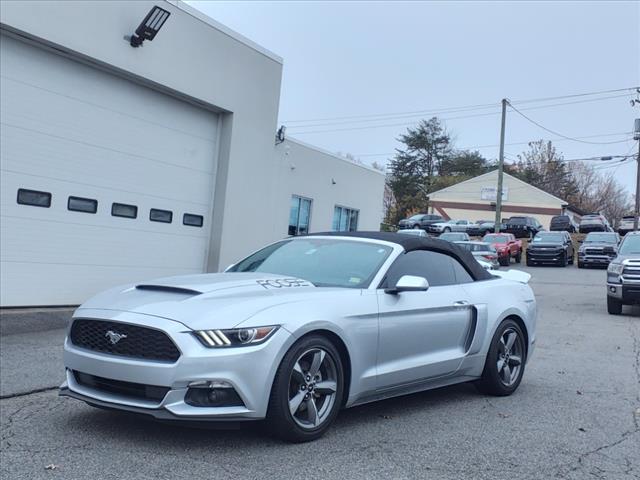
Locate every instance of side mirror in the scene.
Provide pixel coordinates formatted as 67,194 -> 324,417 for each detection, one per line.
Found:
224,264 -> 235,272
385,275 -> 429,295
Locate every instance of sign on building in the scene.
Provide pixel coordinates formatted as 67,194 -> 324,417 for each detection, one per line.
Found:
480,186 -> 509,201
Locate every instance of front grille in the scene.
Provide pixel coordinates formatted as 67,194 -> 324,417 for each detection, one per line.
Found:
622,260 -> 640,283
70,319 -> 180,362
585,248 -> 604,255
73,370 -> 170,402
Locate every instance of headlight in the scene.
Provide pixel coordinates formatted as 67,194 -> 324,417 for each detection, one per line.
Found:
195,326 -> 278,347
608,263 -> 624,275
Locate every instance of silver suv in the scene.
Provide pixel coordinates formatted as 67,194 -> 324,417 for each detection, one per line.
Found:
606,232 -> 640,314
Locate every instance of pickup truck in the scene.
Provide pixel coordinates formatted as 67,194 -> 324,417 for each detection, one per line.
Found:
482,233 -> 522,266
606,231 -> 640,314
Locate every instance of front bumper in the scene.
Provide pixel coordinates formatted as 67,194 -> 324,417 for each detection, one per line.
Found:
579,254 -> 613,266
607,283 -> 640,304
526,250 -> 564,264
60,309 -> 292,421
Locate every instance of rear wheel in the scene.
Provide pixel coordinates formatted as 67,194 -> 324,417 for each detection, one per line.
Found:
607,296 -> 623,315
266,335 -> 344,443
514,251 -> 522,263
476,319 -> 526,396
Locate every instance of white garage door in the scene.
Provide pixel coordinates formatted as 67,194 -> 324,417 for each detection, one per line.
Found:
0,35 -> 219,306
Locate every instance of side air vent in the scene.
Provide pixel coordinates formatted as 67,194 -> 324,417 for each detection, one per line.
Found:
136,285 -> 201,295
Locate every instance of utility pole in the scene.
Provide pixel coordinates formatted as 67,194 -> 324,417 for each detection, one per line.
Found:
494,99 -> 507,233
634,118 -> 640,231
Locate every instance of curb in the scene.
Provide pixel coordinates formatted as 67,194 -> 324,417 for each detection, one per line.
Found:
0,307 -> 76,336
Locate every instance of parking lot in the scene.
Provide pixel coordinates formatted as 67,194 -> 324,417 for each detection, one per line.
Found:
1,264 -> 639,480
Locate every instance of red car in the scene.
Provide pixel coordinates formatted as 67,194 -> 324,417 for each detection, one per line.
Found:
482,233 -> 523,266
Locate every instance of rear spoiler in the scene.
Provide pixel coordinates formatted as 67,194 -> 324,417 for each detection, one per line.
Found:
490,270 -> 531,284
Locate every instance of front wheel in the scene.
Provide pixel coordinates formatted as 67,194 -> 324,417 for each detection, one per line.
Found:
607,296 -> 623,315
476,319 -> 526,396
499,254 -> 510,267
514,251 -> 522,263
266,335 -> 344,443
559,252 -> 567,267
413,224 -> 420,229
443,227 -> 451,233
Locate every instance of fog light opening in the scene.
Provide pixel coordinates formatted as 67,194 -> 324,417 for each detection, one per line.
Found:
185,381 -> 244,407
610,286 -> 617,293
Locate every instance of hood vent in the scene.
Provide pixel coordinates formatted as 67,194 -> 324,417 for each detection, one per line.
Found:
136,285 -> 202,296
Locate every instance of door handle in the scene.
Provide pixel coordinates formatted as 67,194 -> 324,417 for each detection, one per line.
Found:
453,300 -> 470,306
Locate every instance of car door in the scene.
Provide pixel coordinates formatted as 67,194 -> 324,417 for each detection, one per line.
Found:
376,250 -> 476,390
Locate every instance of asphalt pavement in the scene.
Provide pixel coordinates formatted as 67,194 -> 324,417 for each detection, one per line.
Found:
1,265 -> 639,479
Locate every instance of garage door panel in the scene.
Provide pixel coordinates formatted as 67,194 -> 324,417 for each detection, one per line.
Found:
1,35 -> 219,142
0,262 -> 201,307
0,35 -> 219,306
1,132 -> 215,206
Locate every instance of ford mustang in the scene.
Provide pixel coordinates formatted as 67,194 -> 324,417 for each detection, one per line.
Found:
60,232 -> 537,442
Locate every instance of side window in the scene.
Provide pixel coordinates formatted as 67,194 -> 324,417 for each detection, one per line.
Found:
150,208 -> 172,223
112,203 -> 137,219
17,188 -> 51,208
383,250 -> 460,288
68,196 -> 97,214
451,258 -> 474,284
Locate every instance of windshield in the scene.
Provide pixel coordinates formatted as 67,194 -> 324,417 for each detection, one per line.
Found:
533,233 -> 564,243
484,234 -> 507,243
457,243 -> 493,252
228,238 -> 393,288
508,217 -> 526,225
619,235 -> 640,255
584,233 -> 617,244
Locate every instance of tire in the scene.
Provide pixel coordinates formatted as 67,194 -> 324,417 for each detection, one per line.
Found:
413,224 -> 420,229
475,319 -> 526,396
607,296 -> 623,315
266,335 -> 344,443
526,257 -> 535,267
569,253 -> 574,265
514,251 -> 522,263
443,227 -> 451,233
577,261 -> 584,269
499,254 -> 510,267
559,252 -> 567,267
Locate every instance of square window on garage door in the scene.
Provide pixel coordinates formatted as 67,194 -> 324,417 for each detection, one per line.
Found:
68,196 -> 97,214
111,203 -> 138,219
17,189 -> 51,208
150,208 -> 172,223
183,213 -> 203,227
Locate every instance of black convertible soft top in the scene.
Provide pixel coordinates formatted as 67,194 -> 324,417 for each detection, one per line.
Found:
311,231 -> 493,281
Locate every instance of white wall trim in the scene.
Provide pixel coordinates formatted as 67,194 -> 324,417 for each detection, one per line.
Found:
172,1 -> 283,65
285,137 -> 386,176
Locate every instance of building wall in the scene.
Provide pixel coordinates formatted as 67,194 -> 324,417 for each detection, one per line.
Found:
273,139 -> 386,237
429,170 -> 566,229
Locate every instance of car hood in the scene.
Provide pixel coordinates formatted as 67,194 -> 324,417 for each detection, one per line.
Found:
610,254 -> 639,264
76,272 -> 346,330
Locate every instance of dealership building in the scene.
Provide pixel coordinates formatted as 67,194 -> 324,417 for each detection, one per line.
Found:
428,169 -> 580,228
0,1 -> 385,306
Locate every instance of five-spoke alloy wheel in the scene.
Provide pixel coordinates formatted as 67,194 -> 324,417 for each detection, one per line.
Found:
267,335 -> 344,442
476,319 -> 527,396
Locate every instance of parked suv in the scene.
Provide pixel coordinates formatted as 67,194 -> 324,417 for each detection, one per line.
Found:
504,216 -> 544,239
397,214 -> 443,230
617,215 -> 638,236
549,215 -> 578,233
526,231 -> 574,267
579,213 -> 610,233
427,219 -> 473,234
606,231 -> 640,314
577,232 -> 620,268
467,220 -> 506,237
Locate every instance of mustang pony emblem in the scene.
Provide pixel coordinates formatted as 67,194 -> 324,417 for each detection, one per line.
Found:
105,330 -> 127,345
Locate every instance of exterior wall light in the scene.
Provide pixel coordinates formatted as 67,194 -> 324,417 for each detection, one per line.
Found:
275,125 -> 286,145
129,6 -> 171,47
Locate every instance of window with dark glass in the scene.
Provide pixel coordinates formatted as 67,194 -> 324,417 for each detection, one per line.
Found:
150,208 -> 172,223
17,189 -> 51,208
288,196 -> 312,235
183,213 -> 203,227
111,203 -> 137,219
383,250 -> 468,288
68,196 -> 97,214
332,206 -> 359,232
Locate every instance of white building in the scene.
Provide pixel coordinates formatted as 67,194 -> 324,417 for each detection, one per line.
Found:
0,1 -> 385,306
428,169 -> 574,228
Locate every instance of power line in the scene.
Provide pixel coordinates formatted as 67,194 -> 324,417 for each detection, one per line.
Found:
351,132 -> 633,158
506,100 -> 630,145
286,93 -> 631,131
283,86 -> 638,124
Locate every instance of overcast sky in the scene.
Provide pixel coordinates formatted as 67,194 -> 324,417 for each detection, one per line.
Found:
189,1 -> 639,193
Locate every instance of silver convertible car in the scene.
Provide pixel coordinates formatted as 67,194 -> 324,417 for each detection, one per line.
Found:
60,232 -> 537,442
